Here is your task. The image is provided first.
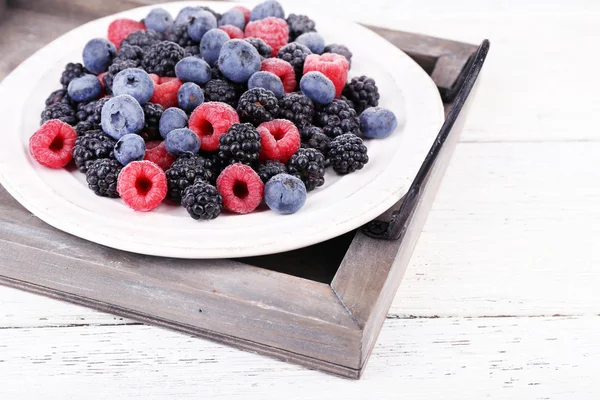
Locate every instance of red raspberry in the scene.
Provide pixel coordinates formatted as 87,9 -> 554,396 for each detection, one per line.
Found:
189,102 -> 239,151
304,53 -> 349,97
261,58 -> 296,93
148,73 -> 160,84
149,77 -> 182,109
29,119 -> 77,169
144,141 -> 176,171
244,17 -> 288,57
257,119 -> 300,163
216,164 -> 264,214
233,5 -> 251,23
117,160 -> 167,212
219,25 -> 245,39
108,19 -> 146,50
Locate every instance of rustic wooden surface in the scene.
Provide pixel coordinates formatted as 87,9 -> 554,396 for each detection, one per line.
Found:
1,0 -> 599,398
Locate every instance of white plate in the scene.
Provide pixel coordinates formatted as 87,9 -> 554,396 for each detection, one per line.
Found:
0,1 -> 444,259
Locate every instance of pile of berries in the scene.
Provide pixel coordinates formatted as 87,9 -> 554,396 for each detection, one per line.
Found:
30,1 -> 398,220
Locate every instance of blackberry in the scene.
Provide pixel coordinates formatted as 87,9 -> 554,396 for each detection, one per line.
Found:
142,102 -> 164,141
75,120 -> 96,136
339,94 -> 356,111
307,131 -> 331,156
328,133 -> 369,175
162,24 -> 198,48
211,62 -> 247,96
103,60 -> 140,95
244,38 -> 272,59
277,93 -> 314,128
85,158 -> 122,198
342,76 -> 380,114
60,62 -> 87,88
286,148 -> 326,191
286,14 -> 316,41
277,43 -> 312,81
237,88 -> 280,126
181,181 -> 223,220
323,44 -> 353,66
114,45 -> 145,64
142,41 -> 185,77
257,160 -> 287,183
165,155 -> 215,203
314,99 -> 361,138
216,123 -> 261,167
184,45 -> 201,58
45,89 -> 74,107
299,124 -> 323,142
121,30 -> 161,50
75,97 -> 109,127
40,102 -> 77,126
203,79 -> 239,107
72,130 -> 116,173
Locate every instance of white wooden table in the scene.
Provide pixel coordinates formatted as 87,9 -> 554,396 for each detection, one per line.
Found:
1,0 -> 599,398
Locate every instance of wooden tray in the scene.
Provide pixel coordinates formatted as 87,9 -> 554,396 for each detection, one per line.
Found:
0,25 -> 488,378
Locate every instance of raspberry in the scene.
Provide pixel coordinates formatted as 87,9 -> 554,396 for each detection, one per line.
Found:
108,19 -> 146,50
29,120 -> 77,168
257,119 -> 300,163
219,25 -> 245,39
323,43 -> 353,66
216,164 -> 264,214
149,74 -> 160,84
303,53 -> 349,97
237,88 -> 280,126
244,17 -> 289,57
117,160 -> 168,211
144,141 -> 176,171
233,5 -> 251,23
181,181 -> 223,220
149,77 -> 183,109
189,102 -> 240,151
260,58 -> 295,93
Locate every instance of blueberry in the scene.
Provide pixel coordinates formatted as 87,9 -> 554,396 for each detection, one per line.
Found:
188,10 -> 217,42
218,9 -> 246,30
165,128 -> 200,156
82,38 -> 116,75
159,107 -> 188,138
218,39 -> 261,83
264,174 -> 307,215
299,71 -> 335,105
200,28 -> 230,67
248,71 -> 284,98
175,57 -> 211,85
250,0 -> 285,21
178,82 -> 205,112
112,68 -> 154,105
174,6 -> 203,25
295,32 -> 325,54
114,134 -> 146,166
67,74 -> 102,102
359,107 -> 398,139
144,8 -> 173,33
101,94 -> 145,140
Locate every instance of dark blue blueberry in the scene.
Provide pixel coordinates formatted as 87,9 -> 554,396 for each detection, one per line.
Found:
188,10 -> 217,42
178,82 -> 205,113
82,38 -> 116,75
165,128 -> 201,156
159,107 -> 188,138
67,74 -> 102,102
112,68 -> 154,105
200,28 -> 230,67
295,32 -> 325,54
218,9 -> 246,30
144,8 -> 173,33
248,71 -> 284,98
250,0 -> 285,21
359,107 -> 398,139
300,71 -> 335,105
218,39 -> 261,83
174,6 -> 203,25
114,134 -> 146,166
264,173 -> 307,214
101,94 -> 145,140
175,57 -> 212,85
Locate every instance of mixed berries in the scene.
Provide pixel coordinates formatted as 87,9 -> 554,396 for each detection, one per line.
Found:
30,1 -> 398,219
